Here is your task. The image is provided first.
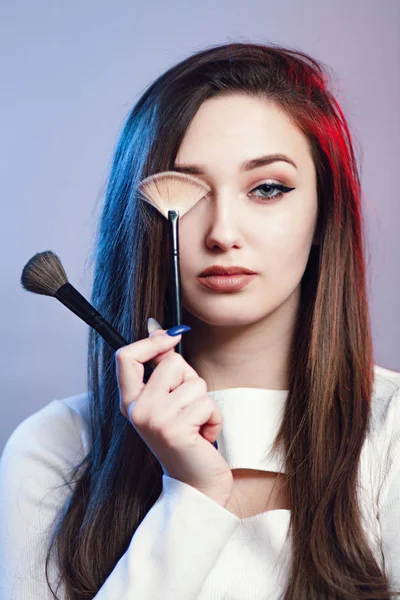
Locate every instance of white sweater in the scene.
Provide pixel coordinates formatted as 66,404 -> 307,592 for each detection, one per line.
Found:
0,364 -> 400,599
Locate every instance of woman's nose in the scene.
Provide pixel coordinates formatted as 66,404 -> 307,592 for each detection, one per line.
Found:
204,193 -> 243,251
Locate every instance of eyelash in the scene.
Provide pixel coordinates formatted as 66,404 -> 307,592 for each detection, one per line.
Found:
248,182 -> 295,203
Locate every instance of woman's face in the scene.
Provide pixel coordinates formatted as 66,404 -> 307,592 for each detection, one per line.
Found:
173,93 -> 319,328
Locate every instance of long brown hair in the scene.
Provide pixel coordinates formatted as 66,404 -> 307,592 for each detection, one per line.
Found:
45,41 -> 400,599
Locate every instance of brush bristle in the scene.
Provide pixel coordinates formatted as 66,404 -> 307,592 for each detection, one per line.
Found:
21,250 -> 68,296
137,171 -> 211,218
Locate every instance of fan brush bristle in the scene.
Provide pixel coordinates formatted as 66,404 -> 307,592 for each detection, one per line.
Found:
137,171 -> 211,218
21,250 -> 68,296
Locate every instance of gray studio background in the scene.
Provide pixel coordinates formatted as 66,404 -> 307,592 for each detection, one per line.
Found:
1,0 -> 399,452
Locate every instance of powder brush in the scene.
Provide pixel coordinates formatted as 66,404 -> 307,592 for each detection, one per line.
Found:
20,250 -> 129,350
137,171 -> 211,355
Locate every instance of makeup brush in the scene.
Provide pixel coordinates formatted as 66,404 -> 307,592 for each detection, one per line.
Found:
20,250 -> 129,350
20,249 -> 218,450
137,171 -> 211,356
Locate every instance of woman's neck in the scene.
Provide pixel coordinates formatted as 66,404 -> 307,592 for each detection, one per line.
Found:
182,301 -> 298,392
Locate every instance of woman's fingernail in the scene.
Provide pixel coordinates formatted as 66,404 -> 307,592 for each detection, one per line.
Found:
147,318 -> 163,335
166,324 -> 191,336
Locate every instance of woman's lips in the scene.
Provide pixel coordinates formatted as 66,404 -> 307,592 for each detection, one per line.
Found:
197,273 -> 257,292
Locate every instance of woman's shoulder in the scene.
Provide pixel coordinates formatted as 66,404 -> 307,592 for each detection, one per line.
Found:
373,363 -> 400,393
0,394 -> 92,597
371,364 -> 400,425
1,392 -> 92,475
367,364 -> 400,466
367,366 -> 400,538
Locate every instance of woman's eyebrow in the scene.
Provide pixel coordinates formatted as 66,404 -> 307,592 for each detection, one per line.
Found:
172,153 -> 297,174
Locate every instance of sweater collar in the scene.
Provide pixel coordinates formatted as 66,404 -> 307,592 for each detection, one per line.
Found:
207,387 -> 288,474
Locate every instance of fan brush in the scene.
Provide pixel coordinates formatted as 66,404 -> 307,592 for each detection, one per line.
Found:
137,171 -> 211,355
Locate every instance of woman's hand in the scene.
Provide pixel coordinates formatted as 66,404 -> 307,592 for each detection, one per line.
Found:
115,327 -> 233,507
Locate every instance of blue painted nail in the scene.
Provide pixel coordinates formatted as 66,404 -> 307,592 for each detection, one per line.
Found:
166,325 -> 191,336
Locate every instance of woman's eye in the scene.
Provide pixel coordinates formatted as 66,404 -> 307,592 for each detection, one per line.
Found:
248,182 -> 295,203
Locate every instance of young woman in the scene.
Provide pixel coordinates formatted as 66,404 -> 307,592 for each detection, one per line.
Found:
1,42 -> 400,600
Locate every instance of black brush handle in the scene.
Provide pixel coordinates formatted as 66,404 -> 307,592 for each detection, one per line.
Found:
168,210 -> 183,356
55,283 -> 129,350
168,212 -> 217,450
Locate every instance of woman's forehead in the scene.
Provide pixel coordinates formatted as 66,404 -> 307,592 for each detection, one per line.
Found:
175,95 -> 312,175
